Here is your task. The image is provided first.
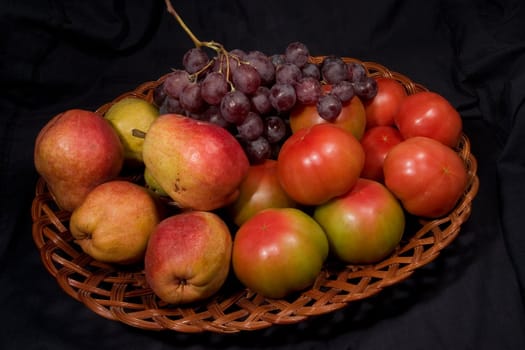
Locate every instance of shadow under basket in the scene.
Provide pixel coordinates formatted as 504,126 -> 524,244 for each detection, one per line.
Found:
31,57 -> 480,334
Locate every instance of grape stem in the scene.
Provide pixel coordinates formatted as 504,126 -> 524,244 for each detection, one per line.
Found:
164,0 -> 224,53
164,0 -> 235,89
164,0 -> 202,48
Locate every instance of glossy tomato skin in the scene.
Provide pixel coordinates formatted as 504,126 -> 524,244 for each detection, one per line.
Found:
232,208 -> 329,299
364,77 -> 407,128
383,136 -> 468,218
395,91 -> 462,148
289,91 -> 366,140
360,126 -> 404,182
277,123 -> 365,205
229,159 -> 297,226
314,178 -> 405,264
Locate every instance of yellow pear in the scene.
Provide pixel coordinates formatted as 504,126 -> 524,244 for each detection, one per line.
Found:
69,180 -> 162,264
105,97 -> 159,163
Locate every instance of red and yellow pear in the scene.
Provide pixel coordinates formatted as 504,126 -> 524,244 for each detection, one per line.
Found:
34,109 -> 124,212
69,180 -> 162,264
142,114 -> 249,211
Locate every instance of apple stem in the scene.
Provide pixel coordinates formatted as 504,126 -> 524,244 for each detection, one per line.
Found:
132,129 -> 147,139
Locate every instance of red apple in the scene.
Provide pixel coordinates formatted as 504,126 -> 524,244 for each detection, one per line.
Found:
360,126 -> 404,182
232,208 -> 329,299
144,211 -> 232,305
34,109 -> 124,212
313,178 -> 405,264
142,114 -> 249,211
229,159 -> 297,226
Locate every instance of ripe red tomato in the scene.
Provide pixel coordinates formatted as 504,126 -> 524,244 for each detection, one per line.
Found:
277,123 -> 365,205
364,77 -> 407,128
360,126 -> 404,182
229,159 -> 297,226
383,136 -> 468,218
395,91 -> 462,148
232,208 -> 329,299
289,86 -> 366,140
314,178 -> 405,264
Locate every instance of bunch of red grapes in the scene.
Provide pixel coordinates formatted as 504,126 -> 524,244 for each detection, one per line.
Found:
153,42 -> 377,164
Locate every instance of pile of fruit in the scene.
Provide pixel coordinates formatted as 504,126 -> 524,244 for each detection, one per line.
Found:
33,4 -> 469,304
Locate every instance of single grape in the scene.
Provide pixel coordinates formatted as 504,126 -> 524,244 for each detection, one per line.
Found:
294,77 -> 322,105
201,71 -> 229,105
245,51 -> 275,86
237,111 -> 264,141
229,49 -> 247,60
353,76 -> 378,100
347,62 -> 367,83
202,105 -> 230,128
270,54 -> 286,68
232,63 -> 261,95
163,70 -> 191,99
275,63 -> 303,84
183,47 -> 210,74
244,136 -> 272,164
220,90 -> 251,125
159,95 -> 184,115
317,94 -> 342,121
284,41 -> 310,68
301,63 -> 321,80
270,83 -> 297,112
321,57 -> 348,84
321,55 -> 341,67
179,82 -> 204,113
153,82 -> 167,107
251,86 -> 273,115
331,80 -> 355,103
265,116 -> 287,143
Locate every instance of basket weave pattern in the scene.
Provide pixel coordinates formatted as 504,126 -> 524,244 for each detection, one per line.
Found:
31,58 -> 480,333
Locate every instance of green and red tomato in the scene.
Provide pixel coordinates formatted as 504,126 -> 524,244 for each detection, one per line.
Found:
229,159 -> 297,226
314,178 -> 405,264
232,208 -> 329,299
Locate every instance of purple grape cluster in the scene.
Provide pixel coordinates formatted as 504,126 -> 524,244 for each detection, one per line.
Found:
153,42 -> 377,164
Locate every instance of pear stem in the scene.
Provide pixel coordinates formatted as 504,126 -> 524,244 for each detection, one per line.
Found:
132,129 -> 147,139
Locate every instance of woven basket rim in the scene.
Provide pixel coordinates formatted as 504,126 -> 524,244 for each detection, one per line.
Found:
31,56 -> 480,334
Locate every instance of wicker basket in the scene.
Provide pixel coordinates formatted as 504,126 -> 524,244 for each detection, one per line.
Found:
31,57 -> 480,333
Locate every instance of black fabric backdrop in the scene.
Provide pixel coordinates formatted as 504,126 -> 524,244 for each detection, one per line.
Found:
1,0 -> 525,349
